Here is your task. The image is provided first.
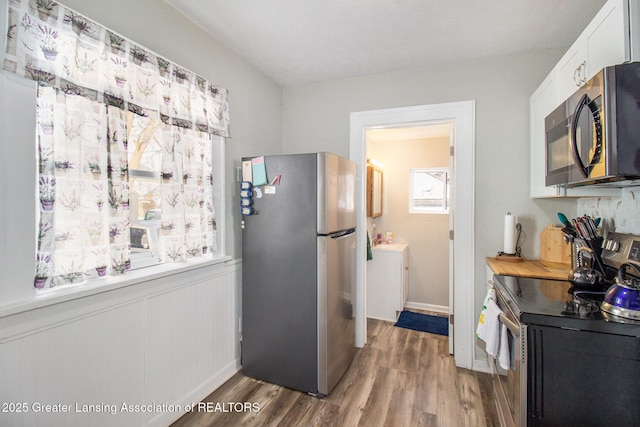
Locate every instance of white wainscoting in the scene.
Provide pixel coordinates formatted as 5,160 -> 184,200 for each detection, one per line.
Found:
0,260 -> 242,427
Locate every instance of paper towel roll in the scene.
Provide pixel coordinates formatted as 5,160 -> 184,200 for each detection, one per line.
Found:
503,213 -> 516,255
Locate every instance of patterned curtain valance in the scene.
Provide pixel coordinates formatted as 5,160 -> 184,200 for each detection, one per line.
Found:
2,0 -> 230,137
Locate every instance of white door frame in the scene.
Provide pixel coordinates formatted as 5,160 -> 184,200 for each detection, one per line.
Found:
349,101 -> 475,369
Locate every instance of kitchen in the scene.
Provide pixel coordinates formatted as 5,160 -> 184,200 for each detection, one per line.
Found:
1,0 -> 639,426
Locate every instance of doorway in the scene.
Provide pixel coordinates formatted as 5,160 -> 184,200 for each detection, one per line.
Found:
366,124 -> 452,317
350,101 -> 475,369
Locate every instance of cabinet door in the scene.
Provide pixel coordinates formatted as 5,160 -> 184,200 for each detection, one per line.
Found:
556,42 -> 587,102
585,0 -> 630,79
366,249 -> 403,322
556,0 -> 630,102
528,325 -> 640,427
529,74 -> 564,198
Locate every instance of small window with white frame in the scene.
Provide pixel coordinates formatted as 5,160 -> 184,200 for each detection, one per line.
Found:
409,168 -> 450,214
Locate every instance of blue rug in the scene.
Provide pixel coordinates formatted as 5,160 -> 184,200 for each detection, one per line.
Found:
394,310 -> 449,336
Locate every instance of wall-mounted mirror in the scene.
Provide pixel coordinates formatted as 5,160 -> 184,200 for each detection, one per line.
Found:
367,163 -> 383,217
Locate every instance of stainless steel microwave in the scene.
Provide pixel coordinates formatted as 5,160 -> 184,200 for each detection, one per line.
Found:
545,62 -> 640,187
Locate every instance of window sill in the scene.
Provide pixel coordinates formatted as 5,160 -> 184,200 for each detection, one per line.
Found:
0,255 -> 233,319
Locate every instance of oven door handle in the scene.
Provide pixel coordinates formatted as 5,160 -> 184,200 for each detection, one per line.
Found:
499,313 -> 520,337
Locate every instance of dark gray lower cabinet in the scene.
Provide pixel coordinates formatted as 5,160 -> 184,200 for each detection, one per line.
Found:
527,325 -> 640,427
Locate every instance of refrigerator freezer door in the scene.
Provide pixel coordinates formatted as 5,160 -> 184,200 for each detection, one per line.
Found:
317,153 -> 357,234
317,229 -> 356,395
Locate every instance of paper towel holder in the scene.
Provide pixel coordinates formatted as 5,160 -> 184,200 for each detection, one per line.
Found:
496,222 -> 523,262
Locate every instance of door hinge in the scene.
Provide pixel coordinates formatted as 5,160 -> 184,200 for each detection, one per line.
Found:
450,145 -> 454,156
449,314 -> 454,325
449,229 -> 454,240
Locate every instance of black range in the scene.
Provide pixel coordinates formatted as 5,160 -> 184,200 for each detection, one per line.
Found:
492,274 -> 640,337
490,230 -> 640,427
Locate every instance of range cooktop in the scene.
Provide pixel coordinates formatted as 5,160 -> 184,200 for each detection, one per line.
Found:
492,274 -> 640,338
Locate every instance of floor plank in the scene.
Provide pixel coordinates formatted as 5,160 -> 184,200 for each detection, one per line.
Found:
172,318 -> 497,427
357,366 -> 398,427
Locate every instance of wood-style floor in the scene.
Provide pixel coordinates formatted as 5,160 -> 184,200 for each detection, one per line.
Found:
172,316 -> 498,427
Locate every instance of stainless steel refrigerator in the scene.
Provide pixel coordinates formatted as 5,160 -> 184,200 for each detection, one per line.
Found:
241,152 -> 356,397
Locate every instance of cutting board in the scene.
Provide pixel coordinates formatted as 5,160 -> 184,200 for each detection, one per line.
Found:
539,224 -> 571,265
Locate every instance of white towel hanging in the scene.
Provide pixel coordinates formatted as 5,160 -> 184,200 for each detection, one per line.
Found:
476,289 -> 502,358
498,323 -> 510,370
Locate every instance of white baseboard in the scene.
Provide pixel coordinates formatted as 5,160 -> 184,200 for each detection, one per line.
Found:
150,358 -> 241,427
367,314 -> 398,323
404,301 -> 449,314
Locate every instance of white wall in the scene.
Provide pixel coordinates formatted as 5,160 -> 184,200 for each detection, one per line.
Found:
283,51 -> 578,366
0,0 -> 284,425
368,137 -> 450,308
0,261 -> 241,427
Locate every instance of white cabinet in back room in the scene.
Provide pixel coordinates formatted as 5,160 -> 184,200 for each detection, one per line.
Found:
366,243 -> 408,322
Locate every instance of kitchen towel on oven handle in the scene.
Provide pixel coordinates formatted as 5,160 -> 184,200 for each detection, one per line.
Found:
476,288 -> 501,357
498,323 -> 510,370
477,288 -> 512,370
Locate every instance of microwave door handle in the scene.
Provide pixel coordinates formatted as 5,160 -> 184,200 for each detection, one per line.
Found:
570,93 -> 590,178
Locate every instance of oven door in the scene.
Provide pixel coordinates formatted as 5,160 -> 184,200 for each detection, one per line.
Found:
492,285 -> 527,427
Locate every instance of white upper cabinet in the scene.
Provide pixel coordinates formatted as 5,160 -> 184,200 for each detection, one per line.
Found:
557,0 -> 630,101
530,0 -> 634,198
530,73 -> 562,198
556,43 -> 587,103
586,0 -> 630,76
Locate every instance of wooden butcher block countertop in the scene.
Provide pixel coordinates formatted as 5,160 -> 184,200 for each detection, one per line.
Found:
486,257 -> 571,281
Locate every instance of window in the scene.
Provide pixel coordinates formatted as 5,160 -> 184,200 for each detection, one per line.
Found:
35,87 -> 218,289
126,113 -> 218,270
409,168 -> 450,214
127,113 -> 165,268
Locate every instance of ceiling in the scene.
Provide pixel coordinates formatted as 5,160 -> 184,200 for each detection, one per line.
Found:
165,0 -> 606,87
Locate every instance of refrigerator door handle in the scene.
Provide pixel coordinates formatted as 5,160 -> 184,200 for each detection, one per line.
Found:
328,229 -> 356,239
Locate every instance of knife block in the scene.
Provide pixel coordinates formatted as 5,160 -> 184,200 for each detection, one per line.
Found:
540,224 -> 572,265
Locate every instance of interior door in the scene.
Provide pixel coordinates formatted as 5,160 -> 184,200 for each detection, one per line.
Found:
448,125 -> 455,355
